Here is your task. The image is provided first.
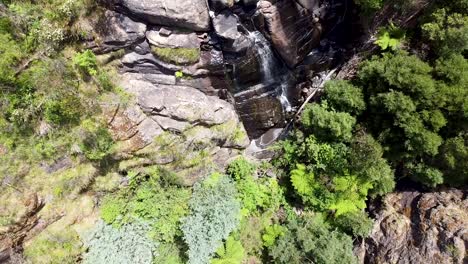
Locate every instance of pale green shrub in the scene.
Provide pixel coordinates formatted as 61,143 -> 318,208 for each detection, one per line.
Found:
82,221 -> 157,264
181,173 -> 241,264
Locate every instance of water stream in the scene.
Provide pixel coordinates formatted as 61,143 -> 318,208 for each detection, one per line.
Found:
247,31 -> 292,112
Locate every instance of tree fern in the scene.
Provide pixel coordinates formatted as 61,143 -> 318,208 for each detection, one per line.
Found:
330,175 -> 373,216
211,236 -> 245,264
290,164 -> 316,196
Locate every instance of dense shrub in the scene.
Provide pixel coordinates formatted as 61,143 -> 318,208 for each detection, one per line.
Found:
100,177 -> 191,243
421,8 -> 468,56
181,173 -> 241,264
301,103 -> 356,142
269,215 -> 357,264
227,157 -> 284,216
333,211 -> 374,237
82,221 -> 157,264
73,50 -> 98,76
323,80 -> 366,115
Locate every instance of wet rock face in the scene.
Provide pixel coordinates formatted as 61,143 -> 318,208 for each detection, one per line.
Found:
257,0 -> 322,68
95,0 -> 335,142
106,0 -> 211,31
361,190 -> 468,264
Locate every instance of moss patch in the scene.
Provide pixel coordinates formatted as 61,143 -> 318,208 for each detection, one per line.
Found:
151,46 -> 200,65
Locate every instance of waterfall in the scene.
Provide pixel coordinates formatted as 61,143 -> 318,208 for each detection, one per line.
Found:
247,31 -> 292,112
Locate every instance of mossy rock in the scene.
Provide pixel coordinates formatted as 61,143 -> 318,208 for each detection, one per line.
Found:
151,46 -> 200,65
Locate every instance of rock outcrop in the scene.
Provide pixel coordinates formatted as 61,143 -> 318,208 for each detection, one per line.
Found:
103,73 -> 249,185
93,0 -> 337,144
106,0 -> 211,31
359,190 -> 468,264
83,10 -> 147,54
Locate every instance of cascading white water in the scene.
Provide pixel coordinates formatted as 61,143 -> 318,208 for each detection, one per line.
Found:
279,81 -> 292,112
247,31 -> 292,112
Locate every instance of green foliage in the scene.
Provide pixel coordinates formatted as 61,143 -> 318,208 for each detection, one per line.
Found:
83,221 -> 157,264
227,158 -> 284,216
175,71 -> 184,78
181,173 -> 241,264
262,224 -> 285,248
43,94 -> 82,125
227,157 -> 256,181
24,227 -> 82,264
211,236 -> 245,264
323,80 -> 366,115
333,211 -> 374,237
330,175 -> 373,216
358,51 -> 467,186
375,23 -> 405,51
73,50 -> 98,76
349,132 -> 395,196
301,103 -> 356,142
151,46 -> 200,65
238,213 -> 277,260
421,8 -> 468,56
152,243 -> 185,264
100,170 -> 191,243
269,215 -> 357,264
438,134 -> 468,186
79,119 -> 114,161
354,0 -> 385,13
0,32 -> 23,84
408,163 -> 444,188
290,164 -> 373,216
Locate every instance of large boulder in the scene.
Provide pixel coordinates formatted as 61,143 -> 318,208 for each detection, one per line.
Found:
107,0 -> 211,31
257,0 -> 322,67
146,28 -> 200,49
83,10 -> 147,53
360,190 -> 468,264
104,73 -> 250,185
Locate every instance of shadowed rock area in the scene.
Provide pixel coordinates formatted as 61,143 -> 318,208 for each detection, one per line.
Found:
359,190 -> 468,264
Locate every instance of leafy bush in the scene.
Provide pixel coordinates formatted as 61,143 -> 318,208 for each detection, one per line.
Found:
301,103 -> 356,142
421,8 -> 468,56
269,215 -> 357,264
100,170 -> 191,243
334,211 -> 374,237
227,158 -> 284,216
408,163 -> 444,188
73,50 -> 98,76
0,32 -> 23,84
181,173 -> 241,264
82,221 -> 157,264
227,157 -> 256,181
323,80 -> 366,115
44,94 -> 82,125
375,23 -> 405,51
349,132 -> 395,196
290,164 -> 373,216
211,235 -> 245,264
438,134 -> 468,186
262,224 -> 285,248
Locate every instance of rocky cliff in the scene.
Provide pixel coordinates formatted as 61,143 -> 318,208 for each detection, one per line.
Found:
357,190 -> 468,264
85,0 -> 339,141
